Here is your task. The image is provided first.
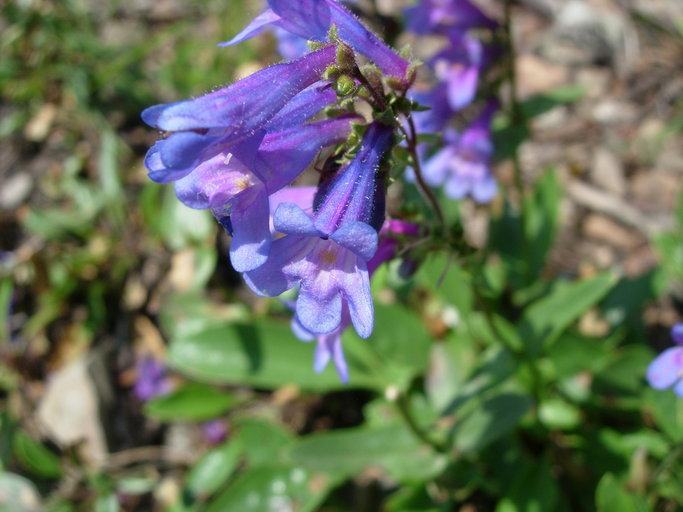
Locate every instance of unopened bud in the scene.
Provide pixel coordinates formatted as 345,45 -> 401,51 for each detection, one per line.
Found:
323,64 -> 342,81
335,74 -> 356,96
336,43 -> 355,70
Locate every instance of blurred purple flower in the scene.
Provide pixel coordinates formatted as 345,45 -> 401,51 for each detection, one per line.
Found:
421,100 -> 498,203
647,324 -> 683,397
405,0 -> 497,35
432,32 -> 484,112
134,357 -> 171,402
274,26 -> 309,60
201,419 -> 229,445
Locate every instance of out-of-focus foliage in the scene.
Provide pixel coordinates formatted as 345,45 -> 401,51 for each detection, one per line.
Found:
1,1 -> 682,511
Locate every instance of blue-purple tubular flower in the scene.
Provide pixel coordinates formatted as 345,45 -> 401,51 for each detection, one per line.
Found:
222,0 -> 411,82
422,100 -> 498,203
141,46 -> 337,183
432,32 -> 484,111
174,115 -> 361,272
134,357 -> 171,401
405,0 -> 497,35
243,122 -> 394,338
647,324 -> 683,397
290,218 -> 419,383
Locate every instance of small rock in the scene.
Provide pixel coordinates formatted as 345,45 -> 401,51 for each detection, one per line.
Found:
583,214 -> 643,250
516,54 -> 569,98
591,99 -> 638,124
36,357 -> 108,467
630,170 -> 680,213
0,173 -> 33,211
540,0 -> 626,66
575,67 -> 612,98
23,104 -> 57,142
591,147 -> 625,195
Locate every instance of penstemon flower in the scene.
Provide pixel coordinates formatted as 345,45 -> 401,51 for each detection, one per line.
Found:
222,0 -> 413,83
243,122 -> 394,339
142,0 -> 503,382
421,100 -> 499,203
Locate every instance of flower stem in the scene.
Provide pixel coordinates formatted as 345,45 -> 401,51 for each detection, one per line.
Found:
402,113 -> 446,230
394,390 -> 447,453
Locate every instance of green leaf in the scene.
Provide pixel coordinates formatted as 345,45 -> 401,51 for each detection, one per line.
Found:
205,465 -> 336,512
518,273 -> 617,355
595,474 -> 643,512
233,418 -> 294,466
144,383 -> 237,422
538,399 -> 581,430
644,387 -> 683,443
343,303 -> 433,389
547,332 -> 610,378
520,85 -> 585,119
160,186 -> 214,251
450,393 -> 533,453
94,494 -> 118,512
416,253 -> 474,315
495,458 -> 560,512
168,319 -> 376,391
12,431 -> 62,478
442,346 -> 517,415
594,345 -> 652,396
289,424 -> 447,483
0,279 -> 12,344
524,170 -> 561,280
186,442 -> 241,497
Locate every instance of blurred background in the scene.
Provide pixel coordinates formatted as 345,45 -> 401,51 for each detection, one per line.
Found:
1,0 -> 683,511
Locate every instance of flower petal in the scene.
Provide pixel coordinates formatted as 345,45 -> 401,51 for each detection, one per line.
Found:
330,221 -> 378,261
672,323 -> 683,345
268,0 -> 410,79
228,185 -> 272,272
218,9 -> 282,47
273,203 -> 321,236
646,346 -> 683,390
243,235 -> 316,296
297,274 -> 343,334
471,173 -> 497,204
151,45 -> 336,133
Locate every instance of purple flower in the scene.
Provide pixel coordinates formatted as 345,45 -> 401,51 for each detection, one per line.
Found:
290,218 -> 419,383
405,0 -> 497,35
174,115 -> 360,272
243,122 -> 394,338
274,26 -> 309,60
421,100 -> 498,203
647,324 -> 683,397
134,357 -> 171,402
432,32 -> 484,112
201,419 -> 229,445
222,0 -> 412,82
141,46 -> 337,184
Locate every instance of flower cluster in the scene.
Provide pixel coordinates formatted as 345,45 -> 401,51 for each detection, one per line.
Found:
407,0 -> 501,203
142,0 -> 501,382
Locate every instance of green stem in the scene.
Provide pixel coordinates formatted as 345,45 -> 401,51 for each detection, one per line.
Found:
504,0 -> 532,282
394,391 -> 447,453
402,114 -> 446,230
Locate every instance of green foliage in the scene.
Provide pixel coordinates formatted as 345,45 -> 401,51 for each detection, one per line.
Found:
144,383 -> 238,421
1,1 -> 679,511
